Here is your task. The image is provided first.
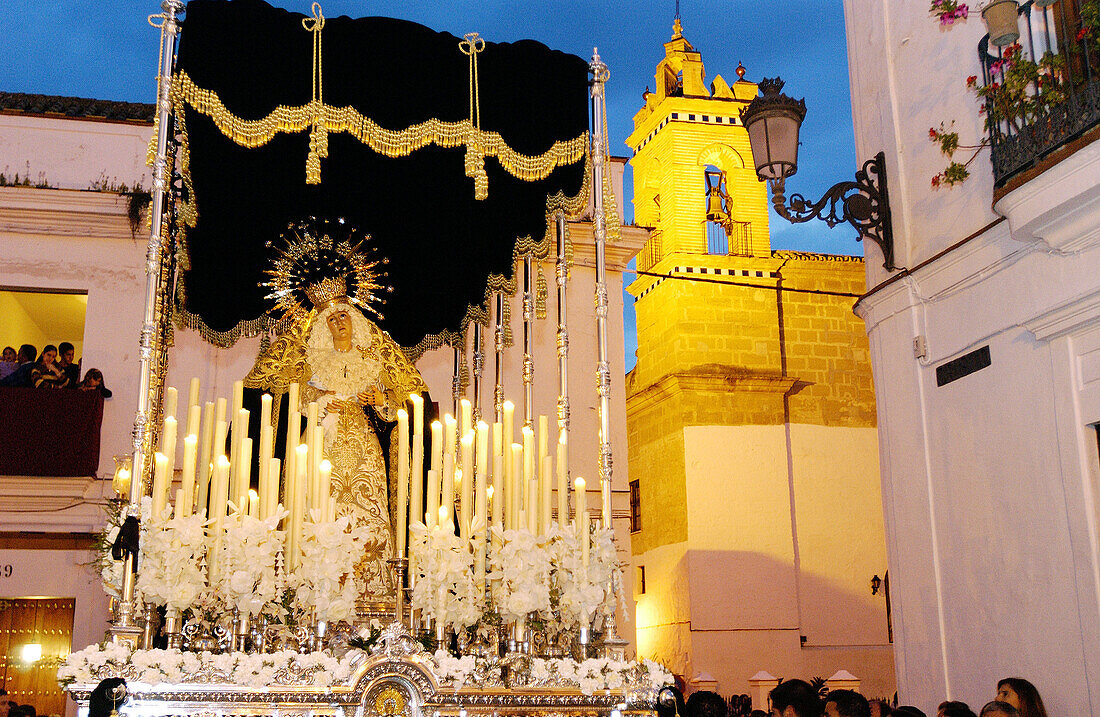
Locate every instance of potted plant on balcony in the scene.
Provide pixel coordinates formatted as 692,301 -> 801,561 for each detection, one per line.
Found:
981,0 -> 1020,47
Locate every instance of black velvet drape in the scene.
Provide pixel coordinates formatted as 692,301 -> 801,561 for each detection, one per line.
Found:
174,0 -> 589,347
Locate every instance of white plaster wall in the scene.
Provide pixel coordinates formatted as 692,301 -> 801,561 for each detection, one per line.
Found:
0,549 -> 111,717
656,423 -> 893,696
0,115 -> 152,191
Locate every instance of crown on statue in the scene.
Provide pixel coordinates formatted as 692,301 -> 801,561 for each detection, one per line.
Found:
303,276 -> 348,311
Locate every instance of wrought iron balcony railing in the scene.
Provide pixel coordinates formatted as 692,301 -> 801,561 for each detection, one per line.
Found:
982,0 -> 1100,186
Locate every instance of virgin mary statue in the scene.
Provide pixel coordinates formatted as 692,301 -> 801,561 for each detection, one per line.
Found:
244,219 -> 428,610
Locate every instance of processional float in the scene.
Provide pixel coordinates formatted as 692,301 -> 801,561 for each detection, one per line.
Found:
62,2 -> 669,716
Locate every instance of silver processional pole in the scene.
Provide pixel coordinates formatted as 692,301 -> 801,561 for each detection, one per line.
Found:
113,0 -> 184,648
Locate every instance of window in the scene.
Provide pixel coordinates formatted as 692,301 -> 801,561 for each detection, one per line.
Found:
636,565 -> 646,595
629,479 -> 641,533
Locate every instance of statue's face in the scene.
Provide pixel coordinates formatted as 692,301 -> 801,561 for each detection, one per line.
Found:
326,308 -> 354,344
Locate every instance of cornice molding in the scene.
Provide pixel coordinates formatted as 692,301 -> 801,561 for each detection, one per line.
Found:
0,186 -> 136,241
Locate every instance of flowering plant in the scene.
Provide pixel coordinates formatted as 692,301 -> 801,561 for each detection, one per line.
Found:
58,643 -> 360,688
216,507 -> 287,619
136,506 -> 208,612
930,0 -> 968,26
291,512 -> 367,623
488,526 -> 552,623
409,521 -> 482,631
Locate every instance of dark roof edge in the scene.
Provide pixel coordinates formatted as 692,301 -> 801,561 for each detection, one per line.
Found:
0,92 -> 155,124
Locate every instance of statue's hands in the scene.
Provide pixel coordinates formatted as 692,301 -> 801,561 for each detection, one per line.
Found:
357,387 -> 384,407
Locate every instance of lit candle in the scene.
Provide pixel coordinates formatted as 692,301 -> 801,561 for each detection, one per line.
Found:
502,401 -> 514,495
410,394 -> 424,529
426,468 -> 440,529
306,403 -> 319,509
186,404 -> 201,445
541,455 -> 552,534
197,401 -> 215,515
502,400 -> 515,449
151,452 -> 169,517
186,378 -> 200,426
290,444 -> 308,569
444,414 -> 457,464
260,393 -> 272,431
238,437 -> 253,510
395,450 -> 408,555
574,476 -> 586,522
284,383 -> 301,502
410,392 -> 424,430
442,453 -> 454,526
161,416 -> 178,495
460,398 -> 472,439
430,420 -> 443,477
180,434 -> 198,518
247,489 -> 259,518
460,431 -> 474,535
164,386 -> 178,421
208,455 -> 230,584
557,431 -> 568,528
311,425 -> 324,511
510,443 -> 523,529
229,384 -> 244,499
215,396 -> 227,426
491,432 -> 504,532
258,424 -> 273,518
475,421 -> 488,536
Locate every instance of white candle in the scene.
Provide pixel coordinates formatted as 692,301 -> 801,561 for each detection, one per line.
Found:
426,468 -> 440,529
395,451 -> 409,555
215,396 -> 227,426
574,476 -> 586,522
290,444 -> 308,569
260,393 -> 272,431
491,434 -> 504,531
581,511 -> 590,567
444,413 -> 457,463
319,458 -> 332,524
430,420 -> 443,477
527,473 -> 538,533
522,426 -> 535,518
557,431 -> 568,528
209,454 -> 230,585
228,387 -> 243,499
306,403 -> 319,509
186,404 -> 201,445
161,416 -> 177,493
284,383 -> 300,503
198,401 -> 215,515
258,425 -> 273,518
186,378 -> 200,425
541,455 -> 552,534
151,452 -> 169,517
164,386 -> 178,421
180,434 -> 198,518
410,392 -> 424,429
311,425 -> 324,511
442,453 -> 454,526
510,443 -> 523,530
410,439 -> 423,529
267,457 -> 281,521
502,400 -> 515,449
454,468 -> 465,536
460,398 -> 472,439
460,431 -> 474,534
248,489 -> 259,518
238,437 -> 253,510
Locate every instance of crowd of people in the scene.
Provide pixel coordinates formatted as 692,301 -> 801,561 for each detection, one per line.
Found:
0,343 -> 110,395
0,689 -> 41,717
658,677 -> 1047,717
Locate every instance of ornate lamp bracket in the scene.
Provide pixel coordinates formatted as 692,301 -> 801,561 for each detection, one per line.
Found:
770,151 -> 895,271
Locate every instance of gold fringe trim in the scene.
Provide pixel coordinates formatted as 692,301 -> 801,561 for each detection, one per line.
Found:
172,71 -> 587,185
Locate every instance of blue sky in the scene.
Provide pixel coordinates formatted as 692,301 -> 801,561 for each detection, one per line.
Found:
0,0 -> 857,372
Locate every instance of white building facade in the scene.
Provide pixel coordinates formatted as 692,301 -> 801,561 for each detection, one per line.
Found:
843,3 -> 1100,716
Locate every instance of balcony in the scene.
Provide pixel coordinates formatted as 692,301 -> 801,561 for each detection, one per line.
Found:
983,0 -> 1100,187
0,388 -> 104,477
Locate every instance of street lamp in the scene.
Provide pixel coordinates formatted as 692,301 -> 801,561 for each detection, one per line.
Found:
740,77 -> 896,271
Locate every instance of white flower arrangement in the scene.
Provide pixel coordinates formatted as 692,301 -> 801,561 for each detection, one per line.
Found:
409,522 -> 482,632
96,497 -> 153,600
217,507 -> 288,619
291,511 -> 366,623
431,653 -> 674,695
136,505 -> 208,613
58,643 -> 359,688
488,526 -> 552,623
550,523 -> 604,630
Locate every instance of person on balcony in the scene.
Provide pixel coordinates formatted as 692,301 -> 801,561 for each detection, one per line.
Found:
57,341 -> 80,387
31,344 -> 69,389
0,345 -> 37,388
0,347 -> 17,380
78,368 -> 113,397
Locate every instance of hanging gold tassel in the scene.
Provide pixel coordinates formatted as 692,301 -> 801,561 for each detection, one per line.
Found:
460,32 -> 488,200
535,262 -> 547,319
303,4 -> 326,184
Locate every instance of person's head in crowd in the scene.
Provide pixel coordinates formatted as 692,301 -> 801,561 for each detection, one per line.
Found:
17,344 -> 36,364
657,687 -> 686,717
870,701 -> 893,717
753,711 -> 771,717
686,690 -> 727,717
58,341 -> 75,366
38,344 -> 57,367
770,679 -> 822,717
893,707 -> 926,717
938,702 -> 975,717
995,679 -> 1045,717
825,690 -> 870,717
79,368 -> 112,397
980,702 -> 1019,717
1,347 -> 15,363
19,706 -> 33,717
